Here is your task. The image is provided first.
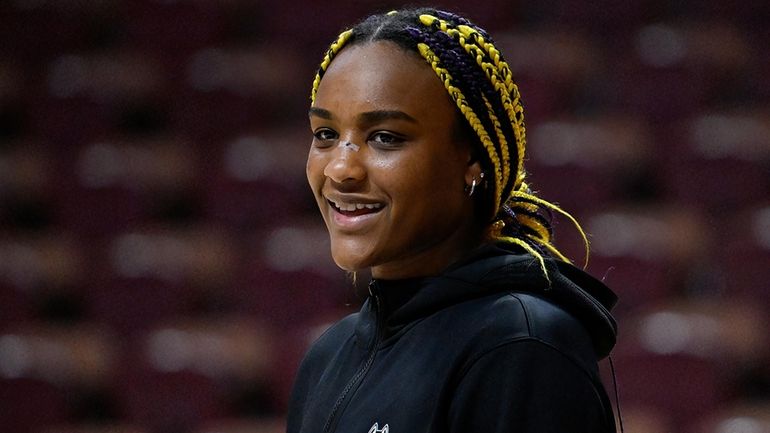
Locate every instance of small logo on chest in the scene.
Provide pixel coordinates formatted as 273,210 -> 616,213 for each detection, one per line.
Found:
368,422 -> 389,433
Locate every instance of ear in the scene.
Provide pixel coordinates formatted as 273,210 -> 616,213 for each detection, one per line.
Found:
464,160 -> 483,187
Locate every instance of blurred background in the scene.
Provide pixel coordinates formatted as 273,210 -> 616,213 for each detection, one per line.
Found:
0,0 -> 769,432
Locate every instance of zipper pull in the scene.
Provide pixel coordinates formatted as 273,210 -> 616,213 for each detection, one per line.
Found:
367,280 -> 384,349
368,279 -> 382,316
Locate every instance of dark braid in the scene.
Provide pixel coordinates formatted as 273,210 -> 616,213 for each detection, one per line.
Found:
403,15 -> 524,213
434,10 -> 491,39
407,25 -> 502,179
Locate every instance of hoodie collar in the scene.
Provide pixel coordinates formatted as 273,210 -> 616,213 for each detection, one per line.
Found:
361,244 -> 618,359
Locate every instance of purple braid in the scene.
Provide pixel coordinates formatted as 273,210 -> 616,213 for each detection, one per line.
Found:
406,23 -> 512,171
434,10 -> 492,39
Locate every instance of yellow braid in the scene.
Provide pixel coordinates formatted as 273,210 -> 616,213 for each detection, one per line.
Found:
516,214 -> 551,242
481,95 -> 511,192
311,29 -> 354,103
456,23 -> 527,189
509,189 -> 590,268
457,25 -> 516,95
419,14 -> 449,31
422,15 -> 585,268
420,14 -> 521,192
497,236 -> 550,282
418,13 -> 582,271
416,42 -> 504,212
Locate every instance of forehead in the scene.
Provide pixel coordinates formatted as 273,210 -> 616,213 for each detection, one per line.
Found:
314,41 -> 453,115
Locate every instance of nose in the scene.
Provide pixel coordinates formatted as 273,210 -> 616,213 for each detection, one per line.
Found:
323,142 -> 366,184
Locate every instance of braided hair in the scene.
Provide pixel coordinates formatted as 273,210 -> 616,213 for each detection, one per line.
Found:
310,8 -> 589,276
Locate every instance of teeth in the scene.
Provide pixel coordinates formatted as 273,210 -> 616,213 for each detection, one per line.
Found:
330,199 -> 382,211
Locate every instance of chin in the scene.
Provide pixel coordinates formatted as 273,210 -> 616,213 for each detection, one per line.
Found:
331,254 -> 369,273
329,245 -> 374,273
326,232 -> 373,267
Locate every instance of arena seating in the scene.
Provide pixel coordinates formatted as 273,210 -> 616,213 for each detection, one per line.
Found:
1,0 -> 769,432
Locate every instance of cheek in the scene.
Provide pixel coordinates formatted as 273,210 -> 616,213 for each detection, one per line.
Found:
398,153 -> 463,196
306,150 -> 325,191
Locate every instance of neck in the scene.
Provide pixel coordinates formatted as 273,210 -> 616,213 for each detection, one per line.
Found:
371,231 -> 484,280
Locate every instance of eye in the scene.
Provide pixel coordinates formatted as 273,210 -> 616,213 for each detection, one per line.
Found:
369,131 -> 405,148
312,128 -> 338,147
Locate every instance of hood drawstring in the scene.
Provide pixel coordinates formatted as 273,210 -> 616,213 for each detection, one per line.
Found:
608,355 -> 624,433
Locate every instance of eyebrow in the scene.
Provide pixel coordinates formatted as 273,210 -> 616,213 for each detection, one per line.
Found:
359,110 -> 417,124
308,107 -> 333,120
308,107 -> 418,125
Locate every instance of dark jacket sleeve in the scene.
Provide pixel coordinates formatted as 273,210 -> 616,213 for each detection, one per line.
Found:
448,339 -> 616,433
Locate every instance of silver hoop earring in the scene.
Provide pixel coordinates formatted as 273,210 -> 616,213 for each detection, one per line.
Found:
467,172 -> 485,197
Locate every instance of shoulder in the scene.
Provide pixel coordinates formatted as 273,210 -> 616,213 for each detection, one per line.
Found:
450,291 -> 599,374
441,293 -> 614,430
449,334 -> 616,432
512,292 -> 596,357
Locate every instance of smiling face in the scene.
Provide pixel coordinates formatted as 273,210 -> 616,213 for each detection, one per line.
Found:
307,41 -> 484,279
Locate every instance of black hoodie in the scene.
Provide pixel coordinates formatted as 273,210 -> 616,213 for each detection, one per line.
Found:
287,245 -> 618,433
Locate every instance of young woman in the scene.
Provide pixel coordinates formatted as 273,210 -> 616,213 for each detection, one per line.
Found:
289,8 -> 618,433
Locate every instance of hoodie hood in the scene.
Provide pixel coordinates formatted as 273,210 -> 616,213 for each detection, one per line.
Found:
365,244 -> 618,359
